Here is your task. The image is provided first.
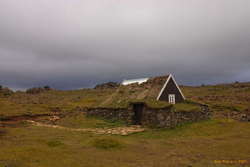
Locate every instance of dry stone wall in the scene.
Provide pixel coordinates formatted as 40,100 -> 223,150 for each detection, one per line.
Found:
220,110 -> 250,122
81,104 -> 211,128
83,107 -> 133,124
142,105 -> 210,128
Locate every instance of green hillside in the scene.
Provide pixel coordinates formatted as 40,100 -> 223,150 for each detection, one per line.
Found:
0,82 -> 250,167
182,82 -> 250,116
1,82 -> 250,118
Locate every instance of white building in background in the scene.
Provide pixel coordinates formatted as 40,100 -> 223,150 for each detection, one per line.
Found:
121,78 -> 149,86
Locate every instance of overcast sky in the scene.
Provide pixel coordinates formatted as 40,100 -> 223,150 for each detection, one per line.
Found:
0,0 -> 250,90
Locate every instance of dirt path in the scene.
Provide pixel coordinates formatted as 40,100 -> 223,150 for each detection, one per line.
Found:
26,120 -> 145,136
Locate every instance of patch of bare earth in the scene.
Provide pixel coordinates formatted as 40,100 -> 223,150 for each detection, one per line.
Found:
1,114 -> 144,135
26,120 -> 145,135
0,114 -> 53,128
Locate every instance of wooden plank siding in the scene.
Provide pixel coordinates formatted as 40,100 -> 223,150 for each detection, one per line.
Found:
158,77 -> 185,103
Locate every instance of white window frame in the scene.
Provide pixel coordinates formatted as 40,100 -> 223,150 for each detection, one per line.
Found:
168,94 -> 176,104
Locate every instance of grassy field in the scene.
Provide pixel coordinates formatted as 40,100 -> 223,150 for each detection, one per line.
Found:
0,82 -> 250,167
182,82 -> 250,117
0,89 -> 114,117
0,118 -> 249,167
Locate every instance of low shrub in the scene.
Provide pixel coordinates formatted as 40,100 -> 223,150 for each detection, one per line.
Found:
0,129 -> 7,137
0,160 -> 20,167
47,140 -> 64,147
26,86 -> 52,94
0,87 -> 14,97
92,138 -> 123,150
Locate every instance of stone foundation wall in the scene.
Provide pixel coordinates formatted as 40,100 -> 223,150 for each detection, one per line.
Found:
141,105 -> 210,128
81,104 -> 211,128
83,107 -> 134,124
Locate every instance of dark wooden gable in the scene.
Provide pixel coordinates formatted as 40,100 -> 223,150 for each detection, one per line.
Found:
157,76 -> 185,103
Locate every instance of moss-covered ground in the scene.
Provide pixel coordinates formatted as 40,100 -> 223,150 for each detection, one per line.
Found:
0,82 -> 250,167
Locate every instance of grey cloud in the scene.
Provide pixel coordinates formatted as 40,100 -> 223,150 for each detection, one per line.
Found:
0,0 -> 250,90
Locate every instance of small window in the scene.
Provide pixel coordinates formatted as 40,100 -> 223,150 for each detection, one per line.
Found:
169,94 -> 176,104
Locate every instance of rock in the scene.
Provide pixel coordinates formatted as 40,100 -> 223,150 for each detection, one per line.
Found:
49,116 -> 60,122
157,113 -> 164,121
94,82 -> 119,89
26,87 -> 52,94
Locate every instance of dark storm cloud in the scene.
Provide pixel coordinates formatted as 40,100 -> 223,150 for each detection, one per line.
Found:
0,0 -> 250,90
